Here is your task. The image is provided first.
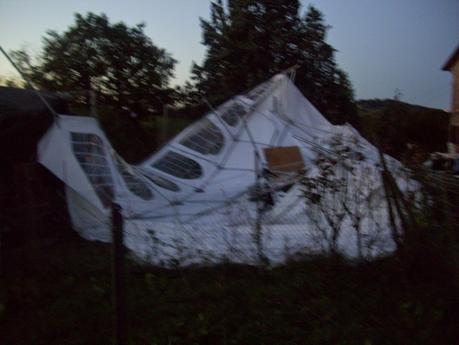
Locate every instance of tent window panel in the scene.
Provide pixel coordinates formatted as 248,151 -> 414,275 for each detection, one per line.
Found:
220,102 -> 246,127
144,174 -> 181,192
246,81 -> 272,101
80,164 -> 111,175
73,143 -> 104,155
152,151 -> 203,179
92,184 -> 113,208
113,154 -> 153,200
122,175 -> 153,200
180,119 -> 224,155
72,134 -> 105,154
71,132 -> 114,208
75,154 -> 107,166
72,133 -> 103,145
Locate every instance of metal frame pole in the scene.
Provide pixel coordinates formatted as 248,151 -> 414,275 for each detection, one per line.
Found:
111,202 -> 128,345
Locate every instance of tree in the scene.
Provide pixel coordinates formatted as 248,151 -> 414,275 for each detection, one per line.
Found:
296,6 -> 358,125
11,13 -> 176,117
0,75 -> 24,88
187,1 -> 357,126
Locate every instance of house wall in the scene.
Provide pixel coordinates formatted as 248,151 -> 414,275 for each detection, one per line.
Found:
449,60 -> 459,149
451,60 -> 459,123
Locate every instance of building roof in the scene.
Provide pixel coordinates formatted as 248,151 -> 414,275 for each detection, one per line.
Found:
0,87 -> 69,162
0,86 -> 68,115
442,44 -> 459,71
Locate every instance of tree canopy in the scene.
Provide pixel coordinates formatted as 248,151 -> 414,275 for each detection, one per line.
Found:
12,12 -> 176,117
187,0 -> 358,126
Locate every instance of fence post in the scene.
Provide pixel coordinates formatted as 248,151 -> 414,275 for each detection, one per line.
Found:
89,89 -> 97,117
253,150 -> 267,266
111,202 -> 128,345
377,146 -> 403,250
161,104 -> 170,145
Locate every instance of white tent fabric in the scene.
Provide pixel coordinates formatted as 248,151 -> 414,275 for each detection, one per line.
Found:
37,74 -> 409,265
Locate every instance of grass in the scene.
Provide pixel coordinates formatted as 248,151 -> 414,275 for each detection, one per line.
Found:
1,229 -> 458,345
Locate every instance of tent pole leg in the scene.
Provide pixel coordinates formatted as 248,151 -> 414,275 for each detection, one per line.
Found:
111,202 -> 128,345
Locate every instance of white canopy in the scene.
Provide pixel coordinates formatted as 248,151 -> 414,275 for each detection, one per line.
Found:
38,74 -> 408,265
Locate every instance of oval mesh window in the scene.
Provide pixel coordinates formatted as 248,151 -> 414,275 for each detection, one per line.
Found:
144,173 -> 181,192
152,151 -> 203,179
180,119 -> 224,155
220,101 -> 246,127
71,132 -> 114,208
245,81 -> 272,101
113,154 -> 153,200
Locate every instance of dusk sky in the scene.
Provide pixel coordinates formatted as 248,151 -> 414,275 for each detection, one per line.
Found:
0,0 -> 458,110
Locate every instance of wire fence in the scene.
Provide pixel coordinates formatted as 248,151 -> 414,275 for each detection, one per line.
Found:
5,139 -> 456,271
2,46 -> 458,343
61,153 -> 424,268
2,148 -> 459,344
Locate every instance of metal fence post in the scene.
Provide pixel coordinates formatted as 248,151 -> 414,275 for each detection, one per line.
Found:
254,150 -> 267,266
111,202 -> 128,345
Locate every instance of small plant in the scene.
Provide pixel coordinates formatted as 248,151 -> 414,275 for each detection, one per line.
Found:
301,134 -> 385,258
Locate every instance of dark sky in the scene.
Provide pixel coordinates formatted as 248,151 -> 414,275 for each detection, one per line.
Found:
0,0 -> 458,109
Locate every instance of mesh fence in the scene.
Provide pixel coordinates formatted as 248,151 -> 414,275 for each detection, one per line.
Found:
2,143 -> 459,345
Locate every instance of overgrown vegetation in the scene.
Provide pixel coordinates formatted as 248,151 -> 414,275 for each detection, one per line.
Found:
1,160 -> 458,344
358,99 -> 449,162
1,222 -> 458,345
301,134 -> 383,259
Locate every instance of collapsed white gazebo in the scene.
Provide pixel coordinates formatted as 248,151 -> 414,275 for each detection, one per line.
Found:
38,73 -> 408,265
